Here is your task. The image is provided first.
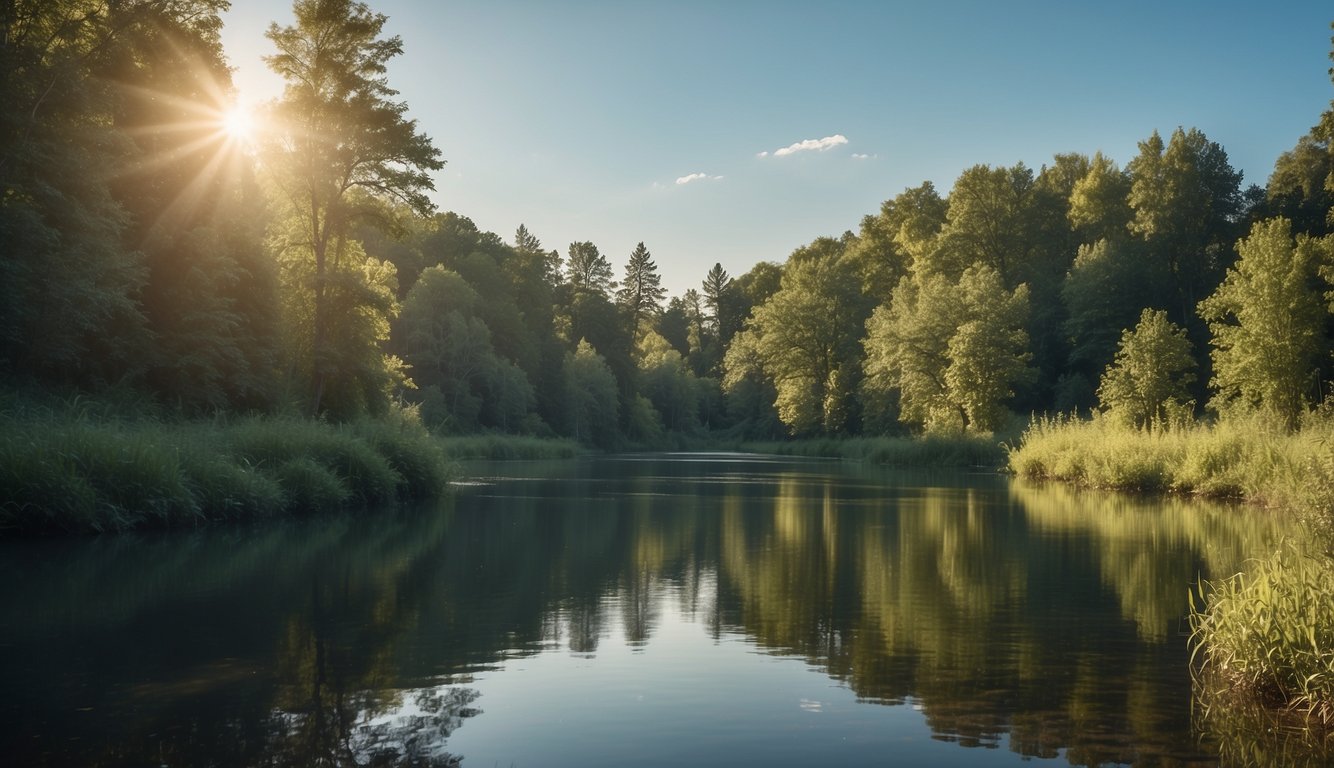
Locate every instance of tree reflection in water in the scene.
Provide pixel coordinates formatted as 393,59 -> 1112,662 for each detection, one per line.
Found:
0,456 -> 1318,766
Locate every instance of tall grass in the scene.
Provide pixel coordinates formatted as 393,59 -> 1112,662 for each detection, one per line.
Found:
1007,413 -> 1334,511
0,410 -> 453,535
1190,542 -> 1334,730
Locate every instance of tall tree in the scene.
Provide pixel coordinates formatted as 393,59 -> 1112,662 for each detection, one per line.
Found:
1199,218 -> 1326,429
701,262 -> 738,341
617,242 -> 665,343
739,239 -> 870,435
565,241 -> 614,297
265,0 -> 443,415
1127,127 -> 1242,325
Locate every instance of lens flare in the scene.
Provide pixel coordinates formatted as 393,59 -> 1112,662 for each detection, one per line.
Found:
221,104 -> 255,144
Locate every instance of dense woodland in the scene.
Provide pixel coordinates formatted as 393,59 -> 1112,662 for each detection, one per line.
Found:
5,1 -> 1334,447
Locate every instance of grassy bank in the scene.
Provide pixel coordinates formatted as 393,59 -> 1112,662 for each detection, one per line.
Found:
743,433 -> 1007,469
1009,413 -> 1334,736
1007,414 -> 1334,512
0,410 -> 452,535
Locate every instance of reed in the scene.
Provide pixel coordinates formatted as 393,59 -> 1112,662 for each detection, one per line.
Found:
1190,542 -> 1334,730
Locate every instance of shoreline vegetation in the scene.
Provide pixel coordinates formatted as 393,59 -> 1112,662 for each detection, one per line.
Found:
1008,412 -> 1334,743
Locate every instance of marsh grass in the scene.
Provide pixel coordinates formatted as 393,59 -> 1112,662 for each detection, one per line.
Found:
1008,413 -> 1334,508
1190,542 -> 1334,733
0,408 -> 452,535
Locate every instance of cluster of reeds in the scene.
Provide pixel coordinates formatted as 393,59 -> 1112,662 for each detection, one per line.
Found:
1007,412 -> 1334,507
1190,542 -> 1334,734
0,409 -> 452,535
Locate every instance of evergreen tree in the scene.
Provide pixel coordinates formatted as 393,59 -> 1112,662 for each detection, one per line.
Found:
617,242 -> 665,343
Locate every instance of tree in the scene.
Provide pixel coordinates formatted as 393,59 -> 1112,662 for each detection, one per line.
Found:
1096,309 -> 1196,427
1061,238 -> 1170,393
1199,218 -> 1326,429
265,0 -> 443,415
740,240 -> 869,435
701,262 -> 741,344
864,265 -> 1031,434
1127,127 -> 1242,324
1068,152 -> 1133,244
617,242 -> 665,342
944,267 -> 1034,432
565,241 -> 614,297
563,339 -> 620,447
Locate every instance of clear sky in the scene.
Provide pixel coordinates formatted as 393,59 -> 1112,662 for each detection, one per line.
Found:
220,0 -> 1334,297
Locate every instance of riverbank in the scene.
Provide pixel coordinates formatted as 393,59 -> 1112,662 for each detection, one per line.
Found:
0,410 -> 452,535
741,433 -> 1007,468
1008,413 -> 1334,736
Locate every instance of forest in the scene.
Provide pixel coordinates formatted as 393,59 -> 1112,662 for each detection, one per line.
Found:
2,1 -> 1333,452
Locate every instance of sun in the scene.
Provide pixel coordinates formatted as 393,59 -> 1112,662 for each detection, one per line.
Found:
220,104 -> 256,145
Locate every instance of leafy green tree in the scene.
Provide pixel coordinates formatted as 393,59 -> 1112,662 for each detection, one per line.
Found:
1096,309 -> 1196,427
1127,127 -> 1242,324
945,267 -> 1034,431
1061,238 -> 1170,402
1068,152 -> 1133,244
740,240 -> 869,435
0,0 -> 163,385
265,0 -> 443,415
617,242 -> 666,342
1264,134 -> 1332,238
865,265 -> 1031,433
563,339 -> 620,447
637,332 -> 700,433
1199,218 -> 1326,428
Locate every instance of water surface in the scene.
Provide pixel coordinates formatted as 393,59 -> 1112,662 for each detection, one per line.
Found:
0,454 -> 1298,766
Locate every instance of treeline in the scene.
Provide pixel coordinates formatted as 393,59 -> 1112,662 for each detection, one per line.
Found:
4,2 -> 1334,448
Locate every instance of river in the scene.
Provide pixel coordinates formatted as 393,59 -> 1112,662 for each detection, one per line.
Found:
0,453 -> 1304,766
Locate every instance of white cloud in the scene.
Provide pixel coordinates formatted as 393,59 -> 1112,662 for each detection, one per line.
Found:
764,134 -> 849,158
851,152 -> 877,160
676,172 -> 723,185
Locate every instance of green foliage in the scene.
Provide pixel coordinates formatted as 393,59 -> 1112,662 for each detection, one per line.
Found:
562,339 -> 620,448
0,407 -> 450,535
1097,309 -> 1196,427
1191,542 -> 1334,728
1061,238 -> 1169,392
1199,218 -> 1326,429
264,0 -> 443,416
865,264 -> 1031,434
739,240 -> 870,435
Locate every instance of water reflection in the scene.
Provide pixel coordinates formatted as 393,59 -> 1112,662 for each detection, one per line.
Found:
0,455 -> 1305,766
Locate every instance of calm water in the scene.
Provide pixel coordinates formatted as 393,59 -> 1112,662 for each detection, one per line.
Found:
0,454 -> 1303,766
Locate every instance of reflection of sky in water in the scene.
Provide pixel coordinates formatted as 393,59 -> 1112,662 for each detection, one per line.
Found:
0,455 -> 1305,767
443,579 -> 1068,768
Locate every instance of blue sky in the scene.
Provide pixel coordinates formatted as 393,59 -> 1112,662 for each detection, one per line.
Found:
221,1 -> 1334,296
